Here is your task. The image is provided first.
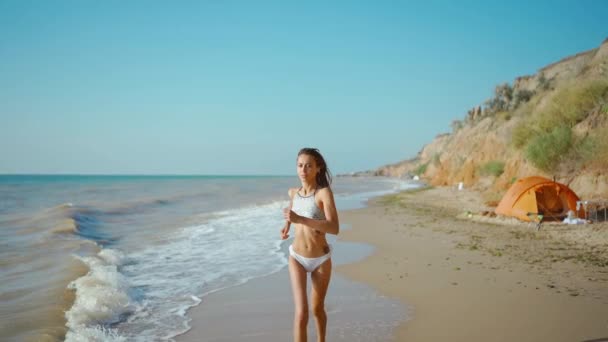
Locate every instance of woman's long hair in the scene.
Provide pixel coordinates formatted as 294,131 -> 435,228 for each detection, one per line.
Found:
298,147 -> 332,189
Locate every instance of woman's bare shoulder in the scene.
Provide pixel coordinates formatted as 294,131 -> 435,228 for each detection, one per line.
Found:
317,187 -> 334,198
288,187 -> 299,198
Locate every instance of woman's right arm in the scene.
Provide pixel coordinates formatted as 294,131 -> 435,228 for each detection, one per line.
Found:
280,188 -> 296,239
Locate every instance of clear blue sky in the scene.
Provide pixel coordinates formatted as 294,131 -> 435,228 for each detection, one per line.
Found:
1,1 -> 606,175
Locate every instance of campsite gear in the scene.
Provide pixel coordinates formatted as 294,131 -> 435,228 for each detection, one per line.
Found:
576,200 -> 608,222
495,176 -> 582,222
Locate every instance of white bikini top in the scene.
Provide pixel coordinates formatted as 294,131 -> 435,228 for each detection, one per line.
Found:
291,188 -> 326,220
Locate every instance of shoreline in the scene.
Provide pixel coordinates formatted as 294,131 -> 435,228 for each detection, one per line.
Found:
336,186 -> 608,341
176,238 -> 407,341
175,180 -> 419,341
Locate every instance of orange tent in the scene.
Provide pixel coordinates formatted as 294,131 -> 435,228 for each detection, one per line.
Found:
495,176 -> 582,222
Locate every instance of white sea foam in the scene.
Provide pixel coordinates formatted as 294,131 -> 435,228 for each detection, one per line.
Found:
65,326 -> 128,342
88,200 -> 291,341
65,248 -> 133,342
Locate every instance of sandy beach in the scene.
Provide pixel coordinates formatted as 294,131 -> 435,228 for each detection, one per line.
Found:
338,186 -> 608,342
180,186 -> 608,341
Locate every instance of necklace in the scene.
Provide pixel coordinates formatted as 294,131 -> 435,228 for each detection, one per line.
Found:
298,186 -> 316,197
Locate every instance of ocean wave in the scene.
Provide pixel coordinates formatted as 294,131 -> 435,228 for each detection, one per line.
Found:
65,248 -> 133,342
102,198 -> 172,215
51,218 -> 79,234
82,200 -> 291,341
40,204 -> 119,247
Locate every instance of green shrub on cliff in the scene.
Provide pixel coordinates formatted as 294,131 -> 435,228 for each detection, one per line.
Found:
538,72 -> 551,91
485,83 -> 513,114
509,89 -> 535,111
513,78 -> 608,172
413,162 -> 428,176
537,79 -> 608,132
525,125 -> 573,171
589,127 -> 608,169
451,119 -> 464,132
512,123 -> 535,148
480,161 -> 505,177
496,111 -> 512,122
569,134 -> 596,168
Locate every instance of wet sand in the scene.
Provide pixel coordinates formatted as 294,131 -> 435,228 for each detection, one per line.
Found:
177,240 -> 408,342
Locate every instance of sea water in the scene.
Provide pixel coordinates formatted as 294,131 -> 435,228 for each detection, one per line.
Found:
0,175 -> 417,341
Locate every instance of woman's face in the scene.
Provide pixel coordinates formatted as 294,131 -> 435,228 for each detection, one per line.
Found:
297,154 -> 320,184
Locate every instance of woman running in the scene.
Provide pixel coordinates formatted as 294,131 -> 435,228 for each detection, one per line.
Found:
281,147 -> 339,342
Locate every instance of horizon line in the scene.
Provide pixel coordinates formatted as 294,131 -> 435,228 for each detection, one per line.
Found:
0,173 -> 296,177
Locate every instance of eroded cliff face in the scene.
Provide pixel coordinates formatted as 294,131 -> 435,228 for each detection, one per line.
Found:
367,39 -> 608,201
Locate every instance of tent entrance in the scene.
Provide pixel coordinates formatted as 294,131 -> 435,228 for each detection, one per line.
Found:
535,186 -> 567,221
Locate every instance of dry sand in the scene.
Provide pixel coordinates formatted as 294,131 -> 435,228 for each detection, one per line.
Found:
337,186 -> 608,342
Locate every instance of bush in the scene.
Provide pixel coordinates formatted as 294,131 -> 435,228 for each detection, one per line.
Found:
537,80 -> 608,132
598,131 -> 608,168
509,89 -> 535,110
538,72 -> 550,91
496,111 -> 512,122
484,83 -> 513,114
413,162 -> 428,176
480,161 -> 505,177
451,120 -> 464,132
513,79 -> 608,172
571,134 -> 596,166
525,125 -> 573,171
512,122 -> 536,148
588,127 -> 608,169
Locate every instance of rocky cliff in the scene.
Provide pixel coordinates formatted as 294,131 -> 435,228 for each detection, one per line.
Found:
367,38 -> 608,202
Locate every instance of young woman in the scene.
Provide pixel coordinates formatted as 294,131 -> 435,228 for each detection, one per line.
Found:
281,147 -> 339,342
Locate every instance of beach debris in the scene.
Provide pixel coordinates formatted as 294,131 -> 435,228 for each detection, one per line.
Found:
576,199 -> 608,222
563,210 -> 587,224
480,210 -> 497,217
562,217 -> 586,224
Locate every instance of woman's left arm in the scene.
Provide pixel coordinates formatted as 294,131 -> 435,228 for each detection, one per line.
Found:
286,188 -> 339,235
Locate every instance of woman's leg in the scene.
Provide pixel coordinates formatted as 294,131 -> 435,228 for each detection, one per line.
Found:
289,256 -> 308,342
310,258 -> 332,342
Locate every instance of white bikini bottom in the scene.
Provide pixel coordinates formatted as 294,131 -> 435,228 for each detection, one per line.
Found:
289,244 -> 332,272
